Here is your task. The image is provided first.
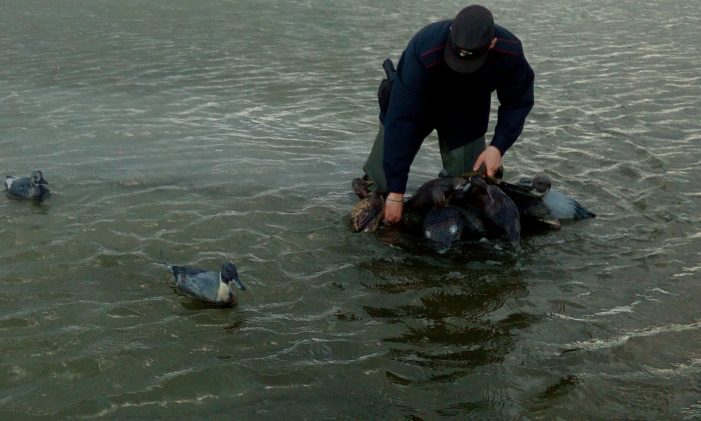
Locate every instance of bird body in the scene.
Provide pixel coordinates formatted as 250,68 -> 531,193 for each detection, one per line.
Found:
542,189 -> 596,220
497,180 -> 560,230
163,260 -> 245,307
4,170 -> 50,201
514,175 -> 595,220
423,205 -> 466,252
461,176 -> 521,245
405,176 -> 468,217
349,191 -> 384,232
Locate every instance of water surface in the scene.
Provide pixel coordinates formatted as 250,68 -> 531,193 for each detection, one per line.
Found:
1,0 -> 700,418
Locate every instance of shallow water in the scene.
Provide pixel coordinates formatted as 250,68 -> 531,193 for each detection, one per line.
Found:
1,0 -> 700,418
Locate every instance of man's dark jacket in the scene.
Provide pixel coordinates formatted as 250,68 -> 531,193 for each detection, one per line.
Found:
381,20 -> 534,193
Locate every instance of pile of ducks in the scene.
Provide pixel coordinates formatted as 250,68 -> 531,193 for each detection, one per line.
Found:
349,172 -> 595,252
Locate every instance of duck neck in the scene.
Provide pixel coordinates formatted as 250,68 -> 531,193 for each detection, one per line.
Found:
217,274 -> 232,300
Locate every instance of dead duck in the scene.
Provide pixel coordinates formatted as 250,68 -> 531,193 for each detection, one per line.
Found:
4,170 -> 50,202
458,176 -> 521,246
456,203 -> 490,241
349,191 -> 384,232
405,176 -> 468,217
423,205 -> 466,253
351,176 -> 371,199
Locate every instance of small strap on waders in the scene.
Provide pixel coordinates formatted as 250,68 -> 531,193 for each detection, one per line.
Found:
377,58 -> 396,114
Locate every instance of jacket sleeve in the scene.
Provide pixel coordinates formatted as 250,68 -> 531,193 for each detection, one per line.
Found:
490,57 -> 535,155
382,41 -> 430,194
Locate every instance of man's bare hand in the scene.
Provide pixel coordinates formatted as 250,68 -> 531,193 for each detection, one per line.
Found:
383,192 -> 404,224
472,145 -> 503,177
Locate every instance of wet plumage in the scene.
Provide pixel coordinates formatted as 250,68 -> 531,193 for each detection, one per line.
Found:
351,176 -> 370,199
457,204 -> 490,241
405,176 -> 468,217
4,170 -> 50,201
459,176 -> 521,245
422,205 -> 466,253
163,259 -> 246,307
349,191 -> 384,232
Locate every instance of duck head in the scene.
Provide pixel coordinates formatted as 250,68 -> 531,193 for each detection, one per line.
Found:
467,175 -> 488,192
531,175 -> 552,196
220,261 -> 246,290
30,170 -> 48,187
446,176 -> 468,191
431,176 -> 469,206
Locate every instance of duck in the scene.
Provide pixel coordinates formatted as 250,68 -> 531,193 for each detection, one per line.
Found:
4,170 -> 50,201
542,189 -> 596,220
496,179 -> 560,230
351,175 -> 371,199
514,174 -> 552,197
405,176 -> 468,217
457,176 -> 521,246
422,205 -> 466,253
456,203 -> 490,241
162,258 -> 246,307
515,175 -> 595,220
349,191 -> 384,232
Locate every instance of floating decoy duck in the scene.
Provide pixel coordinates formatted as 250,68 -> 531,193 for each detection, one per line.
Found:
163,258 -> 246,307
4,170 -> 50,201
542,189 -> 596,220
515,175 -> 595,220
423,205 -> 466,253
459,176 -> 521,246
349,191 -> 384,232
405,176 -> 468,217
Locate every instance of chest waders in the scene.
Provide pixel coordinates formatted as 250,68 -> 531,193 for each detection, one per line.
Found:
362,58 -> 486,193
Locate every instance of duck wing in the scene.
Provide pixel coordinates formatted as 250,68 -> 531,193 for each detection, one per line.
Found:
168,265 -> 208,279
487,185 -> 521,244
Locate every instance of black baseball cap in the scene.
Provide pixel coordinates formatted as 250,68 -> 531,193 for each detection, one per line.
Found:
444,5 -> 495,73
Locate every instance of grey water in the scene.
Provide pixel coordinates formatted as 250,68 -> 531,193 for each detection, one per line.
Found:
1,0 -> 700,418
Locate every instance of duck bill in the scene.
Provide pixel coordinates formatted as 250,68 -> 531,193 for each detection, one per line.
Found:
230,276 -> 246,291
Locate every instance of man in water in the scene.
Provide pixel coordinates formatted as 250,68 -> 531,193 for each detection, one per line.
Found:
361,5 -> 534,224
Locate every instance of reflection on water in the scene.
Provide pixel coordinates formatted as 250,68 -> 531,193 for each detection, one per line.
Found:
356,253 -> 534,414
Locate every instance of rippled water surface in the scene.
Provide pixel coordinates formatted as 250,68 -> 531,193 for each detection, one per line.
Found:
2,0 -> 700,418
